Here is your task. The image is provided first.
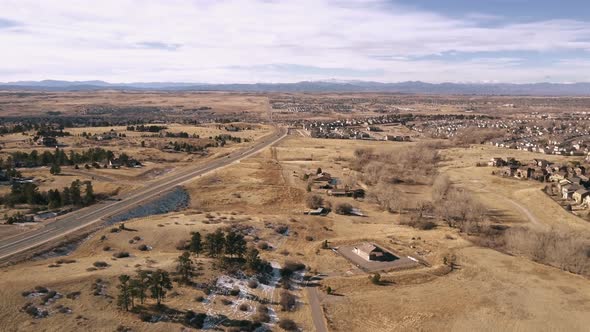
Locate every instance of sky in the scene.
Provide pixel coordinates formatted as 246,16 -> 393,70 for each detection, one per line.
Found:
1,0 -> 590,83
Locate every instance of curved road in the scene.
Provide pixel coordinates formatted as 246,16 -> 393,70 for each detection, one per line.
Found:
0,126 -> 288,263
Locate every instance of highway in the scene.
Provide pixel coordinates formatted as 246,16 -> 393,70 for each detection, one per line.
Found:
0,126 -> 288,263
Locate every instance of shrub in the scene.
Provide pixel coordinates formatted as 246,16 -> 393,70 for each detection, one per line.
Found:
229,287 -> 240,296
275,225 -> 289,235
247,280 -> 259,289
252,305 -> 271,323
93,261 -> 108,268
221,298 -> 233,305
257,242 -> 270,250
137,244 -> 149,251
371,273 -> 381,285
112,251 -> 130,258
283,261 -> 305,273
41,290 -> 58,304
66,291 -> 81,299
334,203 -> 353,215
278,319 -> 298,331
103,246 -> 111,251
305,235 -> 314,241
279,291 -> 297,311
238,303 -> 249,311
306,195 -> 324,209
35,286 -> 49,293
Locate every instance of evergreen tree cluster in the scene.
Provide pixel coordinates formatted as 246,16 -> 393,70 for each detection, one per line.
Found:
167,141 -> 211,153
165,131 -> 198,138
191,229 -> 269,273
8,148 -> 116,168
3,180 -> 95,209
117,269 -> 173,310
126,125 -> 167,132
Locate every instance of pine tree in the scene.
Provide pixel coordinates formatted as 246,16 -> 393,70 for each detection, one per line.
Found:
205,229 -> 225,258
70,180 -> 82,206
176,252 -> 193,284
149,269 -> 173,306
61,187 -> 72,206
117,274 -> 133,311
48,189 -> 62,209
83,181 -> 95,206
50,162 -> 61,175
131,270 -> 149,304
189,232 -> 202,257
225,230 -> 247,259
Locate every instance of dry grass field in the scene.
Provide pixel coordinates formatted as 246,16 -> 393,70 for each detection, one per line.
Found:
0,91 -> 270,118
0,92 -> 589,331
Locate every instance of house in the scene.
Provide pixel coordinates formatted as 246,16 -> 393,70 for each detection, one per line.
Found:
327,189 -> 348,197
533,159 -> 552,167
304,207 -> 329,216
313,172 -> 332,182
109,159 -> 123,169
33,211 -> 58,222
573,189 -> 590,204
488,157 -> 507,167
562,184 -> 582,200
353,243 -> 385,261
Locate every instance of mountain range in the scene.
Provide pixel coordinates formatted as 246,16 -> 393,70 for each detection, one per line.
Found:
1,80 -> 589,96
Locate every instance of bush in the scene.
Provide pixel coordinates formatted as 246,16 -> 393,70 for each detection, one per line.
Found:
306,194 -> 324,209
305,235 -> 314,241
283,261 -> 305,273
66,291 -> 81,299
371,273 -> 381,285
229,287 -> 240,296
279,291 -> 297,311
93,261 -> 108,268
238,303 -> 249,311
275,225 -> 289,235
257,242 -> 270,250
278,319 -> 298,331
112,251 -> 130,258
334,203 -> 353,215
103,246 -> 111,251
221,298 -> 233,305
247,280 -> 259,289
137,244 -> 149,251
35,286 -> 49,293
252,304 -> 271,323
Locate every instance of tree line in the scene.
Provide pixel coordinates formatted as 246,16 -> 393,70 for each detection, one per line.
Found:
7,148 -> 120,168
126,125 -> 167,132
2,180 -> 95,210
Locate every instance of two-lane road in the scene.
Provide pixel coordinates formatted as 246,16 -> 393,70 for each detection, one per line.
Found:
0,127 -> 288,263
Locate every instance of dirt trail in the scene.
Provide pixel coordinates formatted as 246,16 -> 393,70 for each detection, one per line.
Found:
307,287 -> 329,332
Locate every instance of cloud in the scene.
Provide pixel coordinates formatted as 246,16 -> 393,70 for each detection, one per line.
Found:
0,17 -> 20,29
0,0 -> 588,83
135,41 -> 182,51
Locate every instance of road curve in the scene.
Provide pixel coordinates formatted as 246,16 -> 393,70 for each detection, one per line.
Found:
0,126 -> 288,263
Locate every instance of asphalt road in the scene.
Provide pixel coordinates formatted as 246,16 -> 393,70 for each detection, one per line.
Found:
0,126 -> 288,263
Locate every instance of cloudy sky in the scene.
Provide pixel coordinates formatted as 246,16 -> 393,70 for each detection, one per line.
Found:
1,0 -> 590,83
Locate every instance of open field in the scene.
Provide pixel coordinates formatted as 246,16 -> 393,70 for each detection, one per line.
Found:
0,92 -> 589,331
